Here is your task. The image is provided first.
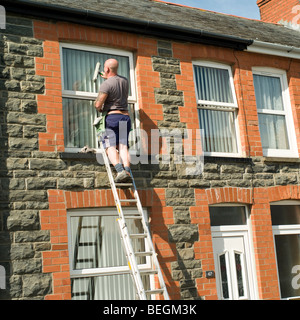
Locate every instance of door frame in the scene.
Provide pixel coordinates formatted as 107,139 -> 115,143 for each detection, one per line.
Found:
210,204 -> 258,300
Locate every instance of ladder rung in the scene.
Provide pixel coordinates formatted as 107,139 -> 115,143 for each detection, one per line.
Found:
130,233 -> 147,239
115,183 -> 133,188
124,215 -> 143,219
145,289 -> 164,295
134,251 -> 153,257
120,199 -> 137,203
139,270 -> 158,276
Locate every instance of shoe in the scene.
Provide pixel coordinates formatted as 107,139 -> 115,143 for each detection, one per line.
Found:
114,170 -> 132,183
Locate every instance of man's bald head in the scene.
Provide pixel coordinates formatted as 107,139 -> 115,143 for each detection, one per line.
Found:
104,58 -> 119,75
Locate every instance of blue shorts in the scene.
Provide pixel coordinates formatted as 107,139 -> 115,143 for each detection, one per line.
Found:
102,114 -> 131,149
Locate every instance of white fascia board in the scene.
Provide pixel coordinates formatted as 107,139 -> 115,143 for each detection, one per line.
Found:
247,40 -> 300,60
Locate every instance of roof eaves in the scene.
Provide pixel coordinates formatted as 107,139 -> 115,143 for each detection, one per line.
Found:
3,0 -> 253,50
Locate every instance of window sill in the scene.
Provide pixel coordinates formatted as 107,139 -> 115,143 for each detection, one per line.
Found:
59,152 -> 97,160
263,156 -> 300,163
204,156 -> 252,164
59,152 -> 156,163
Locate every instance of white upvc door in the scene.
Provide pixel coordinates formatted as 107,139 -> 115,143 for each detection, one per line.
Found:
212,231 -> 256,300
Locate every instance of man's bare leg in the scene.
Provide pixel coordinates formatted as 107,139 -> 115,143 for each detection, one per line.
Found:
106,145 -> 131,182
106,146 -> 120,166
119,143 -> 130,168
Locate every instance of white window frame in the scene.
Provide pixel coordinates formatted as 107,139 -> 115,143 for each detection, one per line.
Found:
193,61 -> 241,158
60,43 -> 140,153
67,207 -> 154,300
252,67 -> 298,158
67,207 -> 151,278
271,201 -> 300,300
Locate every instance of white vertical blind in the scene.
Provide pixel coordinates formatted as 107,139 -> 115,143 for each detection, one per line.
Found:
194,65 -> 234,103
194,65 -> 238,154
63,98 -> 98,149
62,48 -> 131,95
69,214 -> 146,300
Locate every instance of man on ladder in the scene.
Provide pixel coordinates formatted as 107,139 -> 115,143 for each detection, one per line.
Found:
93,59 -> 169,300
94,58 -> 132,183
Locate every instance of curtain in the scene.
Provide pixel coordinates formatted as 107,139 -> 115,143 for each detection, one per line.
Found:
194,65 -> 237,154
71,274 -> 136,300
258,114 -> 289,150
253,75 -> 284,111
62,48 -> 131,95
63,98 -> 98,149
70,214 -> 146,300
198,108 -> 238,153
194,65 -> 234,103
253,74 -> 289,150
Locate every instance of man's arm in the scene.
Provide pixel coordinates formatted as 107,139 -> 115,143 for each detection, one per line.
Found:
94,92 -> 108,112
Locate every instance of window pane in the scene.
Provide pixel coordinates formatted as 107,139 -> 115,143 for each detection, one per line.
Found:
71,274 -> 135,300
62,47 -> 131,95
219,253 -> 229,299
198,108 -> 238,153
70,215 -> 146,270
235,253 -> 245,298
71,274 -> 151,300
210,206 -> 247,226
258,114 -> 289,150
128,103 -> 137,149
194,66 -> 234,103
63,98 -> 98,149
271,205 -> 300,225
274,234 -> 300,299
253,75 -> 284,111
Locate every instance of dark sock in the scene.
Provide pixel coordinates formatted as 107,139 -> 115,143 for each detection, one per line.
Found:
124,166 -> 131,174
115,163 -> 124,173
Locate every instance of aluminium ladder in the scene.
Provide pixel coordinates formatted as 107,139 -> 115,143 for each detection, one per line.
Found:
96,142 -> 169,300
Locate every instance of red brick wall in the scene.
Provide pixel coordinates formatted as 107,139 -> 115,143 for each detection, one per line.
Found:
33,19 -> 300,300
41,188 -> 173,300
257,0 -> 300,25
42,186 -> 290,300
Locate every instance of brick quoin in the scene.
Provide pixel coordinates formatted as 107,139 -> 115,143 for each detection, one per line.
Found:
257,0 -> 300,25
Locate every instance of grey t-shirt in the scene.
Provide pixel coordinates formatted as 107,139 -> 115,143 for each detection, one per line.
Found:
100,75 -> 129,112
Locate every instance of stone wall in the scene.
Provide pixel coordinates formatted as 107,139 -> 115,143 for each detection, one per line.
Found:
0,15 -> 51,299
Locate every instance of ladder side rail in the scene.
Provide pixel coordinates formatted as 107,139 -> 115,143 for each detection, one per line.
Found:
116,218 -> 147,300
129,169 -> 170,300
98,141 -> 147,300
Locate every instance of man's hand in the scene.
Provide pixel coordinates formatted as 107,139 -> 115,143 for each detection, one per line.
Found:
100,72 -> 108,80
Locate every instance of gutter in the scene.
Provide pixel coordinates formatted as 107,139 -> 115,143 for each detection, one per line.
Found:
247,40 -> 300,60
3,0 -> 253,50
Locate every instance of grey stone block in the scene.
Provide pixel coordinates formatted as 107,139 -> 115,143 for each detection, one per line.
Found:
168,224 -> 198,243
6,210 -> 40,231
22,274 -> 52,297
